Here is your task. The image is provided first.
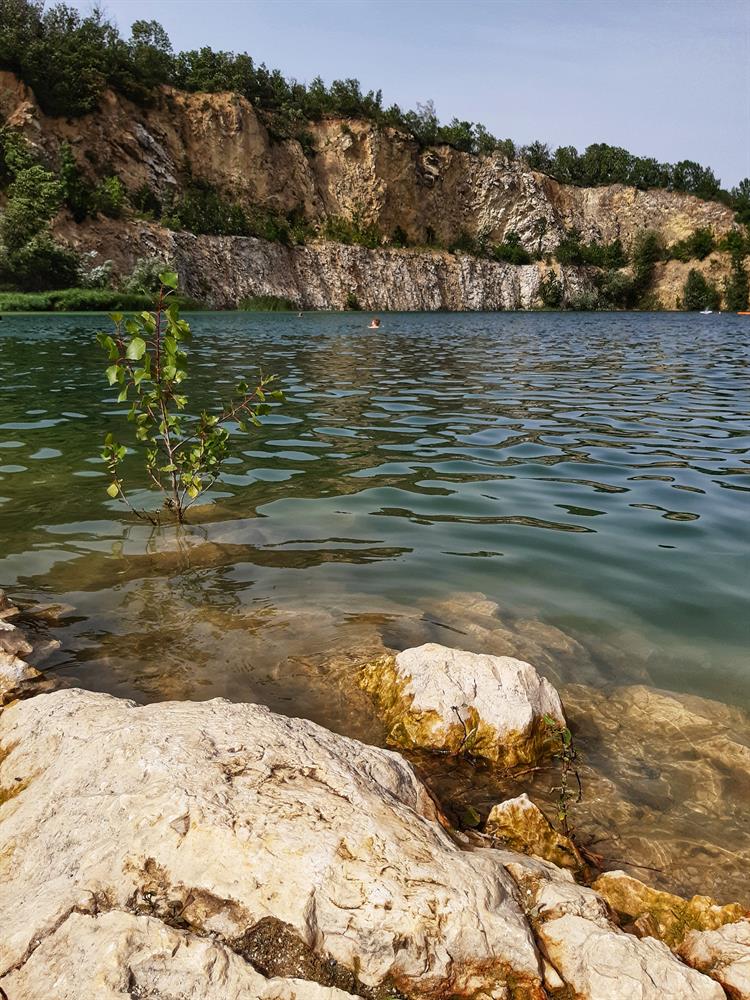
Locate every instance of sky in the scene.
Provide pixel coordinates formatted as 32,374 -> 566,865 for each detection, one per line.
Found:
69,0 -> 749,186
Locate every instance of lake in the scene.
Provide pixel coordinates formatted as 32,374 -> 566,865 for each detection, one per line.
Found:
1,309 -> 750,898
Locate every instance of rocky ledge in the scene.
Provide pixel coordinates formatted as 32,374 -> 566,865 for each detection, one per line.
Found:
1,599 -> 749,999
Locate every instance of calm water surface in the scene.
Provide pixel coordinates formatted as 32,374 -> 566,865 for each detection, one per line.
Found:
0,310 -> 748,713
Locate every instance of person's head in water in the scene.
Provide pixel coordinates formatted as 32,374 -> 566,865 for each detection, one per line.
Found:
369,317 -> 381,329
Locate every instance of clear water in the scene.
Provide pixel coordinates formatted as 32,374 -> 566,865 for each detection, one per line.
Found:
2,309 -> 750,901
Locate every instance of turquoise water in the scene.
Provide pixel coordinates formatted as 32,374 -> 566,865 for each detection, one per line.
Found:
0,310 -> 748,712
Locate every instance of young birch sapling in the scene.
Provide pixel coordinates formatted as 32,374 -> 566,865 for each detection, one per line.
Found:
97,271 -> 282,522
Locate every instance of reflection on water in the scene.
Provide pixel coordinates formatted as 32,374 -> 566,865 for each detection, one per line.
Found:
1,310 -> 749,900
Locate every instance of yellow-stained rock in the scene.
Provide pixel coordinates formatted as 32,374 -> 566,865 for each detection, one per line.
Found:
358,643 -> 565,766
485,794 -> 585,873
593,870 -> 748,949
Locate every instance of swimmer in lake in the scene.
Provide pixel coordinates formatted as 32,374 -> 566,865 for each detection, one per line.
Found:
368,317 -> 381,329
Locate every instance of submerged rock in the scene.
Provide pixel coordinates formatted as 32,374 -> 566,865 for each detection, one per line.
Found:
679,920 -> 750,999
485,793 -> 585,874
592,870 -> 748,948
0,618 -> 58,705
358,643 -> 565,765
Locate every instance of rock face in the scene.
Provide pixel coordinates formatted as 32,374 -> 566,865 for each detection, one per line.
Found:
1,69 -> 739,310
61,216 -> 599,311
485,794 -> 585,874
1,910 -> 360,1000
359,643 -> 564,765
0,689 -> 546,999
679,920 -> 750,999
592,870 -> 748,948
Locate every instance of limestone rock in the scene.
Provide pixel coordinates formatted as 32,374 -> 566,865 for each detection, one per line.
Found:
593,870 -> 748,948
359,643 -> 564,765
0,689 -> 545,998
0,910 -> 362,1000
679,920 -> 750,999
502,855 -> 726,1000
485,794 -> 585,873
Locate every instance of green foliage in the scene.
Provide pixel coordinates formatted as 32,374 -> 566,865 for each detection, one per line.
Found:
554,228 -> 628,268
345,291 -> 361,310
0,287 -> 158,311
391,225 -> 409,248
0,138 -> 80,290
0,161 -> 63,251
59,142 -> 95,221
538,270 -> 563,308
682,268 -> 721,311
239,294 -> 296,311
123,256 -> 176,294
667,227 -> 715,262
723,257 -> 749,311
731,179 -> 750,225
97,272 -> 282,522
491,231 -> 532,265
321,214 -> 381,249
131,183 -> 162,219
595,268 -> 636,309
92,174 -> 126,217
629,229 -> 664,305
542,714 -> 582,838
163,180 -> 248,236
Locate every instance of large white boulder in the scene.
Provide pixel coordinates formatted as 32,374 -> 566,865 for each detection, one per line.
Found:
0,910 -> 360,1000
358,642 -> 565,764
0,689 -> 545,998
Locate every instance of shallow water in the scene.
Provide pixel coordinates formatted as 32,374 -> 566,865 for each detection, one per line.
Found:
1,310 -> 749,899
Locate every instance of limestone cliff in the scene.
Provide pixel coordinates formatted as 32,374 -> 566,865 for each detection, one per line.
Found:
0,70 -> 738,309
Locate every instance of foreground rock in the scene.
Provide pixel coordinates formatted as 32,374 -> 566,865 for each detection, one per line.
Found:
1,684 -> 735,1000
501,855 -> 726,1000
0,689 -> 545,998
679,920 -> 750,999
359,643 -> 565,765
1,910 -> 358,1000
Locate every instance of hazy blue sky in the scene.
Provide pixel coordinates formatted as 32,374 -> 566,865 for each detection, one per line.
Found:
72,0 -> 749,185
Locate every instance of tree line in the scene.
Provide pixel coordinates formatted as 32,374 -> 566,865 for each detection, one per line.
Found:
1,0 -> 748,218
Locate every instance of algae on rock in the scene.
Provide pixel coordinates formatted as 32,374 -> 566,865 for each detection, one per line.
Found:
358,643 -> 565,766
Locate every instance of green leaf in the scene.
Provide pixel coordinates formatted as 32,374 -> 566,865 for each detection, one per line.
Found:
109,312 -> 124,324
126,336 -> 146,361
117,387 -> 128,403
106,482 -> 120,498
160,271 -> 178,290
133,367 -> 147,385
106,364 -> 120,386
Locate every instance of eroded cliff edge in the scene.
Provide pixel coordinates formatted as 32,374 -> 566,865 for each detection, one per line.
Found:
0,70 -> 738,310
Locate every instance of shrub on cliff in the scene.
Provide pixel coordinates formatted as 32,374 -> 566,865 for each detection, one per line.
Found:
667,227 -> 715,262
321,215 -> 381,249
492,231 -> 532,265
0,140 -> 80,290
538,271 -> 563,308
723,257 -> 749,311
682,269 -> 721,311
